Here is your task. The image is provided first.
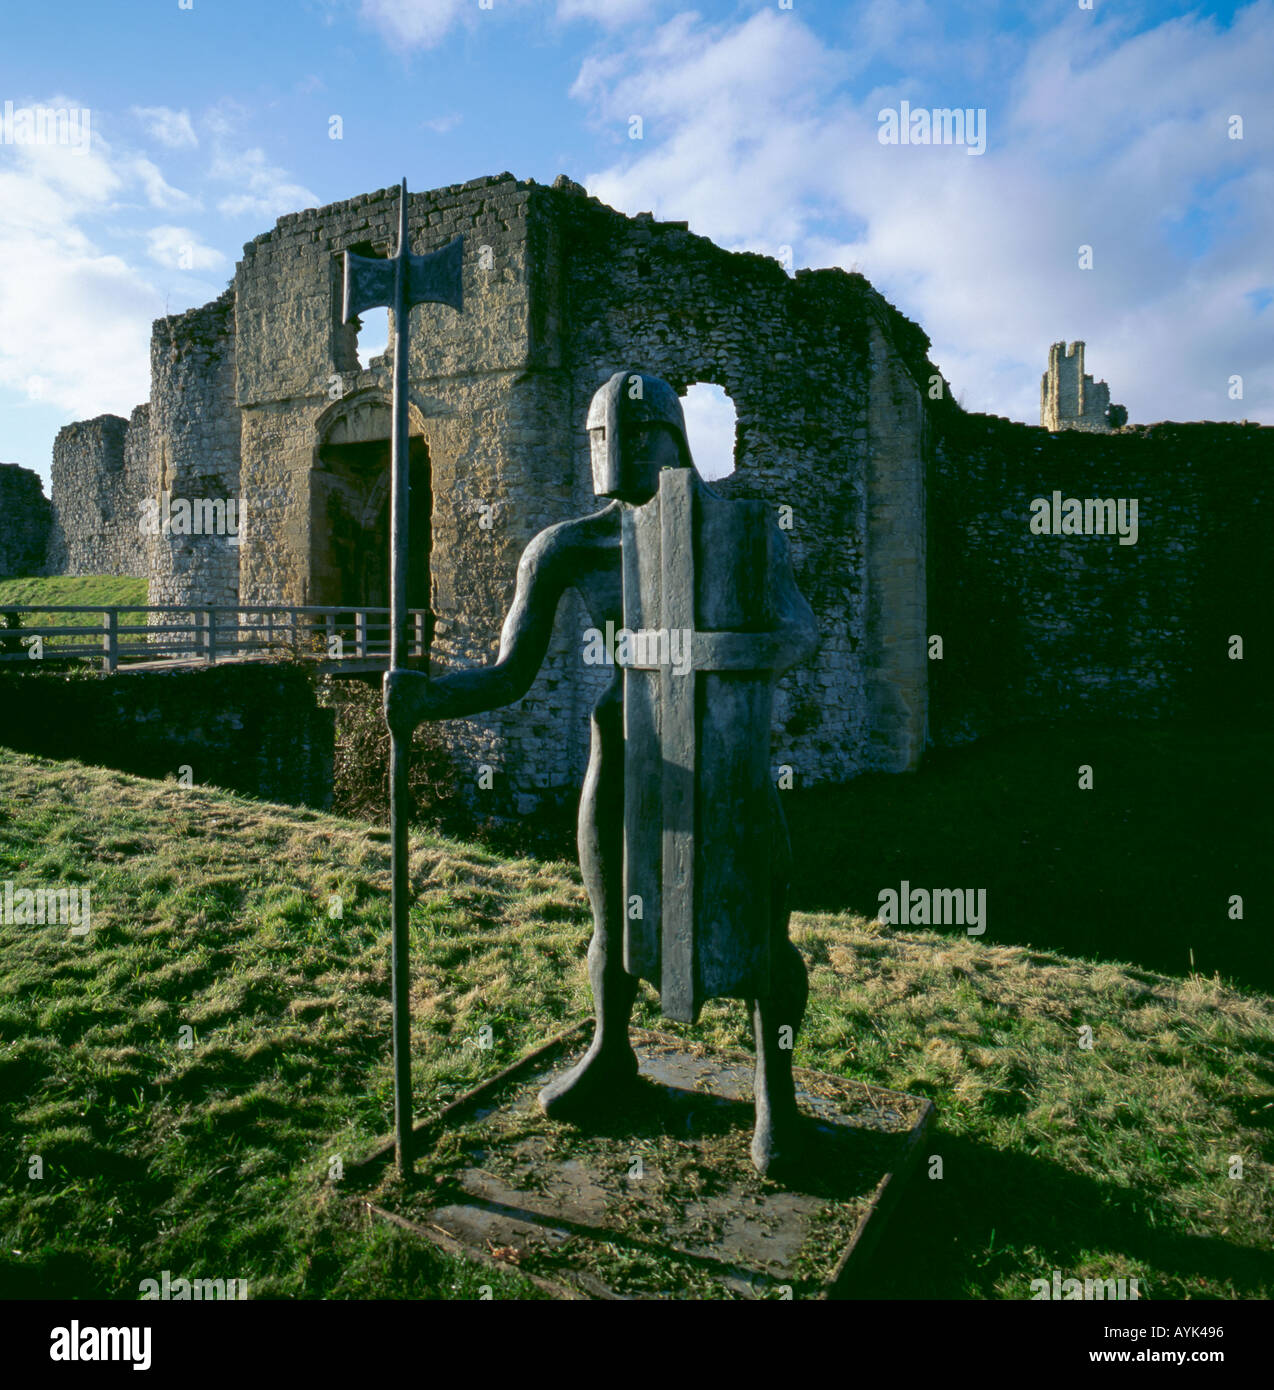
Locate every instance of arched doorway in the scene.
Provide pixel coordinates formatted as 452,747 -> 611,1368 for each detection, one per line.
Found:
311,398 -> 432,644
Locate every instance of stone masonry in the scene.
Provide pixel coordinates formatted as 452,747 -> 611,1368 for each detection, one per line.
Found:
1041,340 -> 1120,432
929,413 -> 1272,743
23,172 -> 1270,813
146,288 -> 241,611
0,462 -> 51,580
43,409 -> 150,578
215,172 -> 934,811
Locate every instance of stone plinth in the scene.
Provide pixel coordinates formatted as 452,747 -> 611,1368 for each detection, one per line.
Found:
354,1023 -> 933,1299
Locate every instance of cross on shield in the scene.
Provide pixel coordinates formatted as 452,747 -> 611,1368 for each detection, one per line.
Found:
342,180 -> 463,1179
620,467 -> 798,1023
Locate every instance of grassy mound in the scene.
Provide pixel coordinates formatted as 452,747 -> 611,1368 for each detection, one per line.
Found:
0,753 -> 1269,1299
0,577 -> 149,662
0,575 -> 148,609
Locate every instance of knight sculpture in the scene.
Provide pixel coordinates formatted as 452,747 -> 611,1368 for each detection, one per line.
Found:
385,371 -> 819,1175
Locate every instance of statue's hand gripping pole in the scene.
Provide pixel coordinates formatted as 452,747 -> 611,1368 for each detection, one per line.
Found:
342,179 -> 463,1179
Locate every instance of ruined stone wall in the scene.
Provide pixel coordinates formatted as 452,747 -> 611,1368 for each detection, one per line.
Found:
209,171 -> 938,810
38,171 -> 1265,814
545,178 -> 933,793
44,412 -> 150,577
0,664 -> 333,809
147,288 -> 240,615
863,323 -> 930,771
1041,340 -> 1113,433
123,405 -> 153,552
928,416 -> 1273,744
230,175 -> 562,810
0,463 -> 52,579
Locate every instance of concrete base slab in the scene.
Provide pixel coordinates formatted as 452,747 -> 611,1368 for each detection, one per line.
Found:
358,1024 -> 934,1299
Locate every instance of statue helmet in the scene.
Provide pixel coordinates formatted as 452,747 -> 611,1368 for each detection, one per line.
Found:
586,370 -> 691,496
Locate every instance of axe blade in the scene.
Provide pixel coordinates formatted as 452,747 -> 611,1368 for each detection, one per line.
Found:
407,234 -> 464,315
342,250 -> 394,323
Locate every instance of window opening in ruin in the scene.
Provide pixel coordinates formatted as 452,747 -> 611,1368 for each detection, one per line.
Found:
332,243 -> 391,374
353,307 -> 389,371
681,382 -> 738,481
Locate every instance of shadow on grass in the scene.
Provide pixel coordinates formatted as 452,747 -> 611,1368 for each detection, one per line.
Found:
459,717 -> 1270,994
784,718 -> 1271,995
853,1131 -> 1274,1300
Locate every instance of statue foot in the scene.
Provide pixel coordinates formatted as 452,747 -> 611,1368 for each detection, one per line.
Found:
537,1041 -> 641,1122
750,1107 -> 808,1180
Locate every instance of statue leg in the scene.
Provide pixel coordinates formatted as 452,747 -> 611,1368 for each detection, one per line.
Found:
538,678 -> 640,1119
750,787 -> 809,1176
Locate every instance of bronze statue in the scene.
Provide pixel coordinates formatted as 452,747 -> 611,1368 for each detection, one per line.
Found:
386,371 -> 819,1175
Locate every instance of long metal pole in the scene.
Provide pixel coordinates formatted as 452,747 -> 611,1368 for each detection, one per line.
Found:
389,179 -> 414,1180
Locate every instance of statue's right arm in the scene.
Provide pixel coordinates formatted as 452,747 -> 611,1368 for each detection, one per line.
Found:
384,520 -> 579,737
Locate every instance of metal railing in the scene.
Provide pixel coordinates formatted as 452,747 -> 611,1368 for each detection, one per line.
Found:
0,604 -> 432,673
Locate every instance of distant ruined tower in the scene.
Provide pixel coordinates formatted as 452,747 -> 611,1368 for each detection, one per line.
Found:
1041,341 -> 1122,432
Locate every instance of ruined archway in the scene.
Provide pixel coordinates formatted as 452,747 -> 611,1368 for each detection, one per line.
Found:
310,395 -> 432,629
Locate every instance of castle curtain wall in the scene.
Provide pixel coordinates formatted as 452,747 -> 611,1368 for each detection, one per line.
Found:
543,180 -> 932,792
140,174 -> 936,811
45,409 -> 150,580
147,289 -> 241,612
928,417 -> 1274,743
67,171 -> 1268,815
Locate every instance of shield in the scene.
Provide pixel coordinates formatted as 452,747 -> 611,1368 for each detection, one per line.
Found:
619,467 -> 784,1023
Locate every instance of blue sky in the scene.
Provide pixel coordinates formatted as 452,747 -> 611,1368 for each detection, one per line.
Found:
1,0 -> 1270,488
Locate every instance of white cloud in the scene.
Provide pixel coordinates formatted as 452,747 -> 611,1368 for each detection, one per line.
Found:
360,0 -> 544,48
572,10 -> 846,244
145,225 -> 227,271
359,0 -> 468,48
0,120 -> 169,423
200,101 -> 317,222
422,112 -> 462,133
1,140 -> 120,219
0,223 -> 162,421
130,155 -> 201,211
0,98 -> 228,432
570,3 -> 1274,426
132,106 -> 198,149
210,146 -> 319,221
0,94 -> 315,477
356,0 -> 656,52
558,0 -> 655,26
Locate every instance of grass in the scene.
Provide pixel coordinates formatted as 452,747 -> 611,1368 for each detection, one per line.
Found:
0,576 -> 148,609
787,718 -> 1272,996
0,750 -> 1270,1299
461,720 -> 1273,996
0,576 -> 149,662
